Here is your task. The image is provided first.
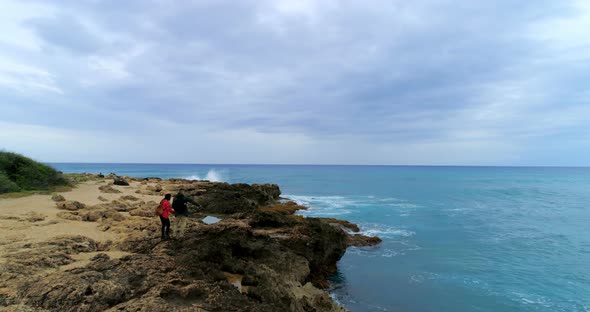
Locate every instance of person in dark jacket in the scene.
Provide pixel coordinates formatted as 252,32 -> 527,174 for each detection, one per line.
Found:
171,192 -> 193,238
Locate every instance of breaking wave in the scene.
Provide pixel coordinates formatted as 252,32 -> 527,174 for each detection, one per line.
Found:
184,169 -> 224,182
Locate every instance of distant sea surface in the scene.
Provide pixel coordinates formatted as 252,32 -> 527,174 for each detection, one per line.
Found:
51,163 -> 590,312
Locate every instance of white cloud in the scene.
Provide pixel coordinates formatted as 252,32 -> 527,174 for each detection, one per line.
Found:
0,0 -> 52,51
0,0 -> 589,165
0,57 -> 63,94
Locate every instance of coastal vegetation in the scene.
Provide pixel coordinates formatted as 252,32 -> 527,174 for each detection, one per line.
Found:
0,151 -> 70,195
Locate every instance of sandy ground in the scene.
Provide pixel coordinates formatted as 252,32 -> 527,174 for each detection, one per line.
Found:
0,180 -> 162,267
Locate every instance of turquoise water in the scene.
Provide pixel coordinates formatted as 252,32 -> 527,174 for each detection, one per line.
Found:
51,164 -> 590,311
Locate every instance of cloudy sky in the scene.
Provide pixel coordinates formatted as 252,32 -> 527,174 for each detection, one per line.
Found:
0,0 -> 589,165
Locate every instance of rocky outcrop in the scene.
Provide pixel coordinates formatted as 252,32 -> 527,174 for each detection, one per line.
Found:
1,175 -> 380,312
183,182 -> 282,214
0,235 -> 98,284
11,219 -> 348,311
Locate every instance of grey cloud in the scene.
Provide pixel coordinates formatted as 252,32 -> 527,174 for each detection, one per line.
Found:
24,14 -> 103,54
3,0 -> 590,164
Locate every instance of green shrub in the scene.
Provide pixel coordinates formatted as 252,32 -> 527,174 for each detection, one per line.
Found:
0,151 -> 70,194
0,172 -> 20,193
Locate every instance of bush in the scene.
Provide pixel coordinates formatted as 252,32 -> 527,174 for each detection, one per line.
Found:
0,172 -> 20,193
0,151 -> 70,194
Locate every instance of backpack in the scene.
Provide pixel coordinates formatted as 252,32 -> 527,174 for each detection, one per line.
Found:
155,201 -> 164,216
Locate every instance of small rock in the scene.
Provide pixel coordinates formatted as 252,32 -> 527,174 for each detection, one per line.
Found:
111,200 -> 130,212
56,200 -> 86,211
113,178 -> 129,186
128,209 -> 154,217
56,211 -> 82,221
82,211 -> 102,222
120,195 -> 139,201
146,184 -> 163,192
25,212 -> 46,222
51,194 -> 66,202
103,210 -> 126,221
347,234 -> 382,247
99,185 -> 121,194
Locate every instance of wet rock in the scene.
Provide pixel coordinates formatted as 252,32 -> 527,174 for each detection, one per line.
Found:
259,201 -> 307,214
347,234 -> 382,247
319,218 -> 360,232
51,194 -> 65,202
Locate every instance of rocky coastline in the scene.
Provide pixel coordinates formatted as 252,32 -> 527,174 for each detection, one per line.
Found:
0,174 -> 381,311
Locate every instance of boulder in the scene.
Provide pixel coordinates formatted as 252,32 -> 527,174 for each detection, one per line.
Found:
50,194 -> 65,202
113,178 -> 129,186
55,200 -> 86,211
347,234 -> 382,247
110,200 -> 131,212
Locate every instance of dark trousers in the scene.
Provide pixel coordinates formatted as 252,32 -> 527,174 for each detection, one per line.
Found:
159,216 -> 170,238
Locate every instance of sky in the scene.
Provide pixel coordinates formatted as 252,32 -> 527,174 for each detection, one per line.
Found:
0,0 -> 589,165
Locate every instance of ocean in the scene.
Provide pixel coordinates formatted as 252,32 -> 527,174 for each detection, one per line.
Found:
50,163 -> 590,312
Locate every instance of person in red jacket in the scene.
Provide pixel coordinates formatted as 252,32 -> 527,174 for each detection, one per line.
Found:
159,194 -> 174,240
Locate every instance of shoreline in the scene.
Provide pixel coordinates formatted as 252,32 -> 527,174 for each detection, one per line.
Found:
0,174 -> 380,311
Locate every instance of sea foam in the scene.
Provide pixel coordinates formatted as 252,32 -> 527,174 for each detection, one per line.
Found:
184,169 -> 224,182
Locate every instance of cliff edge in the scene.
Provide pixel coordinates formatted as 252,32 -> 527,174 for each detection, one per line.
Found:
0,175 -> 380,311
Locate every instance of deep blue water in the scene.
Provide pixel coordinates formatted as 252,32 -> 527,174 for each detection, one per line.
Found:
50,163 -> 590,312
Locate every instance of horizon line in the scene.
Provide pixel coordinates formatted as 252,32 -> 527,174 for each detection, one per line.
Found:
46,162 -> 590,169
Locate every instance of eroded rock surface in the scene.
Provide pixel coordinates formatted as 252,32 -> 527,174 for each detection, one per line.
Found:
0,175 -> 380,312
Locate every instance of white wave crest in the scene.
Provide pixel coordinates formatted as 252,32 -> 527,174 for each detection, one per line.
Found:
285,195 -> 357,217
346,247 -> 404,258
184,169 -> 224,182
358,223 -> 415,238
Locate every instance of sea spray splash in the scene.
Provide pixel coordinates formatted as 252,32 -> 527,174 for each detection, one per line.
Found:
184,169 -> 224,182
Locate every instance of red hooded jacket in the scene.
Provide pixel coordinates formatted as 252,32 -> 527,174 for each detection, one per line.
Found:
160,199 -> 174,219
